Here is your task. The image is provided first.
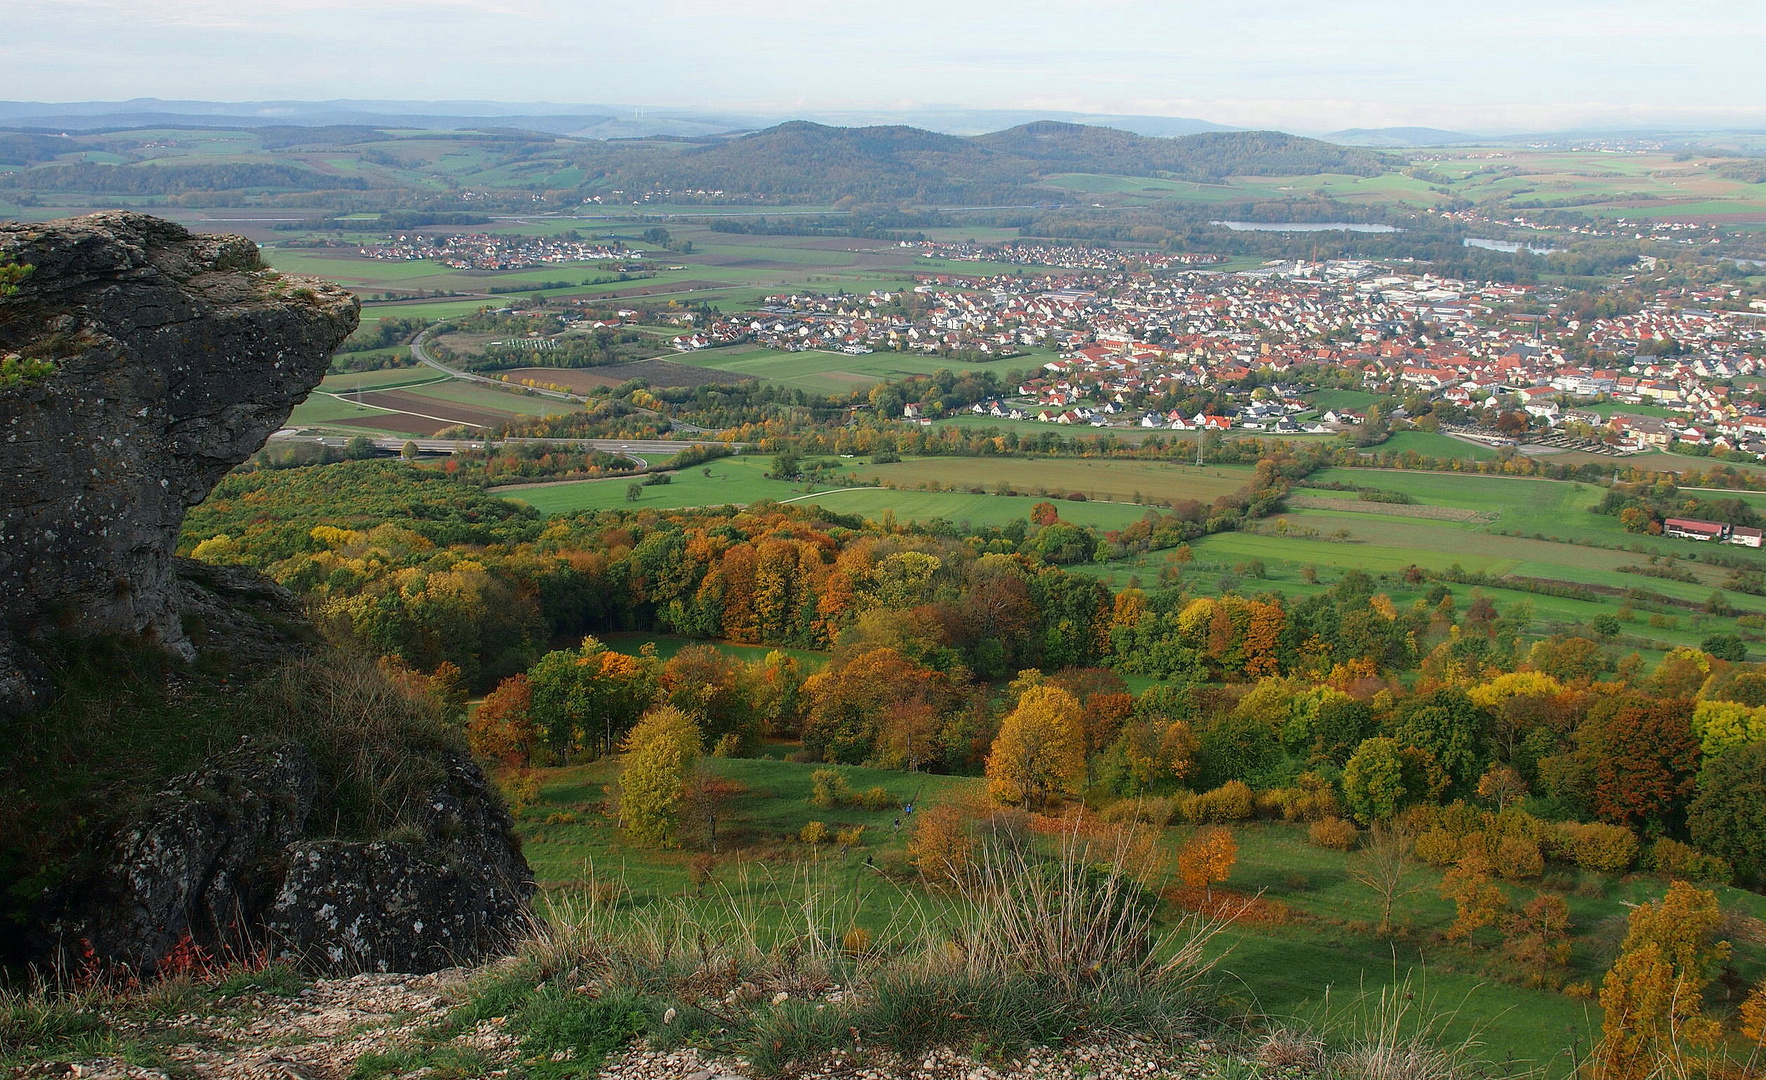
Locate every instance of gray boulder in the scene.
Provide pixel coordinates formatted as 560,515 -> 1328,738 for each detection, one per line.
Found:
46,743 -> 533,976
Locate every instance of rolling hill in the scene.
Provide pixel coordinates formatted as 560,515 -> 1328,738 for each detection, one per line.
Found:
0,117 -> 1397,206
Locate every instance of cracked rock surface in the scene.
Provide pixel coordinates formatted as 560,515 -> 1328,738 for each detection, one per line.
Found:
0,212 -> 357,714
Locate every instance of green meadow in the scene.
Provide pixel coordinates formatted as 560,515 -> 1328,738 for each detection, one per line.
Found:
678,345 -> 1027,393
498,455 -> 1158,530
510,753 -> 1766,1075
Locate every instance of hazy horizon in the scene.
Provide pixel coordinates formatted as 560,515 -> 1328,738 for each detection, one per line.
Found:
5,0 -> 1762,135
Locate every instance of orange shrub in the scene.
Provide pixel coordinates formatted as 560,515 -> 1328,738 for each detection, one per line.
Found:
1495,834 -> 1544,880
1647,837 -> 1733,884
1308,816 -> 1360,851
1414,829 -> 1463,867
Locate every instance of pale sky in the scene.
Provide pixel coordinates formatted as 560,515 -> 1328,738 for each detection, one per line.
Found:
5,0 -> 1763,133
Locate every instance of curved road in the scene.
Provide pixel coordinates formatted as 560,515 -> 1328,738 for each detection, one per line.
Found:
409,327 -> 584,403
408,326 -> 712,435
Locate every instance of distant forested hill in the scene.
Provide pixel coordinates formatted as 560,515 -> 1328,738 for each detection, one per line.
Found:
972,122 -> 1387,179
575,121 -> 1391,202
0,119 -> 1393,207
0,162 -> 373,195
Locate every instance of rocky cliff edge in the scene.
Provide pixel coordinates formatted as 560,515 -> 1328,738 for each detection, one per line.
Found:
0,212 -> 358,713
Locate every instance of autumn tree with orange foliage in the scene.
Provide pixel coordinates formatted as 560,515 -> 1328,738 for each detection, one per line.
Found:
467,673 -> 536,765
1177,826 -> 1237,898
661,643 -> 760,751
986,684 -> 1086,809
1576,696 -> 1701,833
1439,848 -> 1507,941
1499,894 -> 1573,988
801,646 -> 956,766
1742,983 -> 1766,1048
1242,599 -> 1285,678
1591,882 -> 1730,1080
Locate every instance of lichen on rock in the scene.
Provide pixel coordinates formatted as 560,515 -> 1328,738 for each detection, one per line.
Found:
3,213 -> 534,977
0,211 -> 358,713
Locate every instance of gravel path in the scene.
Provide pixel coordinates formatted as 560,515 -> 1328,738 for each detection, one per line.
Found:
13,974 -> 1242,1080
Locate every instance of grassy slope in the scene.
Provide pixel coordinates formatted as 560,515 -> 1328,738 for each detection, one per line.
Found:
513,756 -> 1766,1075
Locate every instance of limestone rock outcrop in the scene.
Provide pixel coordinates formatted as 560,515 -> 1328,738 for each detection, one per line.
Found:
3,213 -> 534,974
0,212 -> 357,713
46,743 -> 533,975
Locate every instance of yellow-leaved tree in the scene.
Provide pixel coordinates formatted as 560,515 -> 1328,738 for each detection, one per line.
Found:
1591,881 -> 1730,1080
619,704 -> 702,847
1177,826 -> 1237,898
985,685 -> 1085,809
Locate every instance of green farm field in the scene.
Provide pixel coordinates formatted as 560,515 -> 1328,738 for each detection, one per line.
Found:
497,455 -> 1157,530
285,393 -> 413,431
317,364 -> 443,392
496,457 -> 804,515
1075,466 -> 1766,655
289,371 -> 579,434
792,487 -> 1156,530
391,379 -> 581,417
848,456 -> 1256,504
679,345 -> 1033,393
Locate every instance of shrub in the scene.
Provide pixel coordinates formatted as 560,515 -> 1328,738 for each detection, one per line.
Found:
1099,797 -> 1179,827
503,772 -> 541,817
1185,780 -> 1256,823
1309,816 -> 1360,851
1413,829 -> 1462,867
859,786 -> 896,812
810,769 -> 851,809
1273,772 -> 1342,822
686,853 -> 716,894
799,820 -> 829,845
1495,835 -> 1544,880
1647,837 -> 1733,884
1550,821 -> 1639,872
840,926 -> 873,955
835,825 -> 866,848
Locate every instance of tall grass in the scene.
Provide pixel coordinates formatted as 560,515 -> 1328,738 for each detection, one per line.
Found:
249,653 -> 466,839
1259,974 -> 1531,1080
447,820 -> 1231,1077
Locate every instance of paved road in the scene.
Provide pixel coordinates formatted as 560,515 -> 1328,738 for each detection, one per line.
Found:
409,328 -> 586,403
409,326 -> 713,435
